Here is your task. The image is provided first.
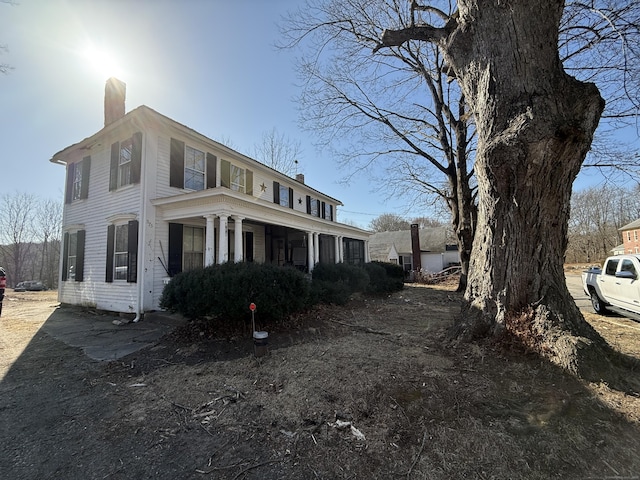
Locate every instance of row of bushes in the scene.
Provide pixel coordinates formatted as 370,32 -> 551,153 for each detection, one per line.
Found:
160,261 -> 404,323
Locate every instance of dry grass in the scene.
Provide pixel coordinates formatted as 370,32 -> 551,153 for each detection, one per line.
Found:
2,285 -> 640,479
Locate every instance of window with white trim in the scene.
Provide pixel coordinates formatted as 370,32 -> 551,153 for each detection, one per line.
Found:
114,224 -> 129,280
230,165 -> 245,192
72,163 -> 83,201
324,202 -> 333,221
185,146 -> 205,190
67,232 -> 78,280
118,138 -> 133,188
279,184 -> 290,208
183,226 -> 204,271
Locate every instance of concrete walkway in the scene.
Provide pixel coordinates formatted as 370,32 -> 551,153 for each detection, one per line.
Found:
41,309 -> 187,362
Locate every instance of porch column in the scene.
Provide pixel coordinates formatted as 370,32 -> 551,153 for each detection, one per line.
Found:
338,236 -> 344,263
313,232 -> 320,265
233,216 -> 244,262
334,235 -> 340,263
218,214 -> 229,264
204,214 -> 216,266
307,231 -> 314,272
365,240 -> 370,262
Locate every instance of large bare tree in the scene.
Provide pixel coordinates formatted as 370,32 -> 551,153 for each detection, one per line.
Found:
374,0 -> 626,378
282,0 -> 477,291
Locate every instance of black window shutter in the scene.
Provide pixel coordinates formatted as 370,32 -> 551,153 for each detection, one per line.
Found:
168,223 -> 183,276
273,182 -> 280,204
76,229 -> 86,282
62,232 -> 69,281
109,142 -> 119,191
65,163 -> 75,204
131,132 -> 142,184
288,188 -> 294,209
329,205 -> 333,221
106,224 -> 115,282
127,220 -> 138,283
316,199 -> 321,217
220,159 -> 231,188
80,156 -> 91,199
306,196 -> 311,214
321,201 -> 326,219
206,153 -> 217,189
170,138 -> 185,188
246,169 -> 253,195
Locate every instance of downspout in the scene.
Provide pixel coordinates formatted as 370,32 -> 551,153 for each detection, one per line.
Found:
133,130 -> 146,323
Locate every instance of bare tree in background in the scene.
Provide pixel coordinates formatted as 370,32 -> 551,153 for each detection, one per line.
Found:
252,127 -> 303,177
368,213 -> 411,232
35,198 -> 62,288
0,193 -> 36,286
0,1 -> 16,75
568,184 -> 640,263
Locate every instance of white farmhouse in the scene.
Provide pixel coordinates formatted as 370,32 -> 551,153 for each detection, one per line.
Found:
51,78 -> 370,316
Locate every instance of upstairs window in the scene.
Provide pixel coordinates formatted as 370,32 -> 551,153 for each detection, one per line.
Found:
110,132 -> 142,191
118,138 -> 133,188
65,156 -> 91,204
219,159 -> 253,195
185,146 -> 205,190
306,196 -> 320,217
279,184 -> 290,207
230,165 -> 245,192
72,163 -> 83,200
170,138 -> 217,191
273,182 -> 293,208
324,202 -> 333,221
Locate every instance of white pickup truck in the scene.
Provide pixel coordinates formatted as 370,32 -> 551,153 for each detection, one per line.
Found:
582,254 -> 640,321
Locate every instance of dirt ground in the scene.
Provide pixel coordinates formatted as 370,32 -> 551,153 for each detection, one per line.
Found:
1,277 -> 639,480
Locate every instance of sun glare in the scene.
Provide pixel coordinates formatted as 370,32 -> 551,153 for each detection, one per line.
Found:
81,43 -> 124,79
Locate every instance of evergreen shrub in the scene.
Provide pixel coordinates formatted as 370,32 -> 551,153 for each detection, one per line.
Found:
367,261 -> 405,293
311,262 -> 370,305
160,262 -> 311,322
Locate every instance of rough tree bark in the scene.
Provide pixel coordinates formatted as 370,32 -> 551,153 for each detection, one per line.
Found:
376,1 -> 614,378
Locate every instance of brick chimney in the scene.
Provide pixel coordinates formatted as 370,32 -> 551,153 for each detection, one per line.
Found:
410,223 -> 422,271
104,77 -> 126,126
295,173 -> 305,184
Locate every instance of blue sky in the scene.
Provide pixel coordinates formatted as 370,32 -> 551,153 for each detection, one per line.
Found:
1,0 -> 398,228
1,1 -> 637,229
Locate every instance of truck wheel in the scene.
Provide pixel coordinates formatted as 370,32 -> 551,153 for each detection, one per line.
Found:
590,291 -> 607,314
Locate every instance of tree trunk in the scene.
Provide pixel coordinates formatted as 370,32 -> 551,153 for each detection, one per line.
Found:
444,0 -> 609,376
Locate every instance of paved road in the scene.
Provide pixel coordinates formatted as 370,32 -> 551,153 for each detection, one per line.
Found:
566,272 -> 592,311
